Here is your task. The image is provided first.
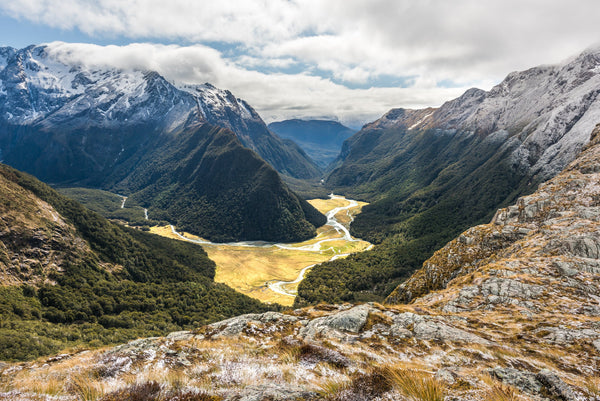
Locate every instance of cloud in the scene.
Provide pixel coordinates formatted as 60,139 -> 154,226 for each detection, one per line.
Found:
5,0 -> 600,125
45,41 -> 466,127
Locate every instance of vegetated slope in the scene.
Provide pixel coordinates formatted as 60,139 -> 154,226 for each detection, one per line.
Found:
0,163 -> 272,361
122,123 -> 326,242
7,127 -> 600,398
268,119 -> 355,168
0,45 -> 320,181
297,47 -> 600,305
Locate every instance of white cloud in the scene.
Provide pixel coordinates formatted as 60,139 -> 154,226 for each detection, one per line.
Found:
4,0 -> 600,125
45,41 -> 466,127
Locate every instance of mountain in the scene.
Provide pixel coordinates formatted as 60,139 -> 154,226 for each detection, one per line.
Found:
296,47 -> 600,304
268,119 -> 355,168
0,45 -> 326,242
4,127 -> 599,396
0,45 -> 321,181
122,123 -> 326,242
0,162 -> 272,361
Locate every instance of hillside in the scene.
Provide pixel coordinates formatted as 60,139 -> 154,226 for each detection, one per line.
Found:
3,127 -> 599,399
0,163 -> 272,361
268,119 -> 355,168
297,47 -> 600,304
122,123 -> 326,242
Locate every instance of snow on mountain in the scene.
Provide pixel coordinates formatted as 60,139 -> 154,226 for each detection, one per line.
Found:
0,45 -> 321,178
0,45 -> 270,136
367,47 -> 600,181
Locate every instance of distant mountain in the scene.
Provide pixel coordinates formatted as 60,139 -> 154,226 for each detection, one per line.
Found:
297,48 -> 600,304
0,45 -> 325,242
0,163 -> 271,360
0,45 -> 320,180
268,119 -> 355,168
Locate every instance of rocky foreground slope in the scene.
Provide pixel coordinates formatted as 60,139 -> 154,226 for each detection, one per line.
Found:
3,128 -> 600,399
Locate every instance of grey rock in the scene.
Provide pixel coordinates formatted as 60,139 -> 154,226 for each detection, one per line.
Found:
389,312 -> 490,344
489,367 -> 542,394
594,339 -> 600,352
435,368 -> 457,385
300,304 -> 372,339
535,369 -> 580,401
563,236 -> 600,259
166,330 -> 194,341
413,319 -> 491,344
208,312 -> 299,337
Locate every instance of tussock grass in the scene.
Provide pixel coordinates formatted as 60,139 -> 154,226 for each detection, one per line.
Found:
585,377 -> 600,397
385,367 -> 446,401
69,374 -> 105,401
317,377 -> 351,398
483,383 -> 520,401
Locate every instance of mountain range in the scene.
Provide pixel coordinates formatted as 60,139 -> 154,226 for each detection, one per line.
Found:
0,45 -> 325,242
298,47 -> 600,304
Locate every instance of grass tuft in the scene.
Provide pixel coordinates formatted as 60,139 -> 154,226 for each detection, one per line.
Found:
385,367 -> 446,401
69,374 -> 105,401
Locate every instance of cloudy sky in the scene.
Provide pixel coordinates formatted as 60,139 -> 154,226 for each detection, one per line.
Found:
1,0 -> 599,127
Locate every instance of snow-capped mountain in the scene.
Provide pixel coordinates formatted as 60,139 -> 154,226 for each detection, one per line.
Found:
305,48 -> 600,303
0,45 -> 320,179
362,47 -> 600,181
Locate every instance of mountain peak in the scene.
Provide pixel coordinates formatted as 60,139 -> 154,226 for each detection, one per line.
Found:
0,44 -> 321,179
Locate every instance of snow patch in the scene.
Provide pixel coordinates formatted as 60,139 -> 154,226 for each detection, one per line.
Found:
408,112 -> 433,130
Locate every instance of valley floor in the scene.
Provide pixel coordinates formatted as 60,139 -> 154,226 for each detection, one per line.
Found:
151,195 -> 372,305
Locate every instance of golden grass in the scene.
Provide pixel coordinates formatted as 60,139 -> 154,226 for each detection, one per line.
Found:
385,367 -> 446,401
151,197 -> 371,306
307,198 -> 349,214
585,377 -> 600,397
69,374 -> 105,401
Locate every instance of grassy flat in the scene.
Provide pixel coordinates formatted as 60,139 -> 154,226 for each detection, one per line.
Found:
150,197 -> 371,306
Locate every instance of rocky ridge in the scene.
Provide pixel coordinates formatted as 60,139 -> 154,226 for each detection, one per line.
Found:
4,126 -> 600,399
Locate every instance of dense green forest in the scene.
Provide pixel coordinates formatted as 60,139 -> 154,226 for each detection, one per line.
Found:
0,164 -> 274,361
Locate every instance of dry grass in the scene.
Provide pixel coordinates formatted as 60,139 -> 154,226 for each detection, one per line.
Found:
385,367 -> 446,401
317,377 -> 351,398
585,377 -> 600,397
69,374 -> 105,401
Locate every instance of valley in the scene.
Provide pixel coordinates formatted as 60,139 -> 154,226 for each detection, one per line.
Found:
150,195 -> 371,306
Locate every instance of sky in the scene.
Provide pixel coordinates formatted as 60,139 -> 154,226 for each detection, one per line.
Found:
1,1 -> 599,128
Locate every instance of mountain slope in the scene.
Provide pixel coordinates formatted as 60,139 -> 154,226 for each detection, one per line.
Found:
0,163 -> 272,360
5,127 -> 600,396
386,122 -> 600,306
268,119 -> 355,168
0,44 -> 321,181
296,48 -> 600,304
122,123 -> 326,242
